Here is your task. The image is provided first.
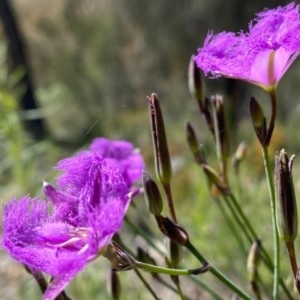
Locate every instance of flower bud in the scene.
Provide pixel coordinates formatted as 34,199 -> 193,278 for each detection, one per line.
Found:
247,240 -> 261,282
247,240 -> 261,300
43,182 -> 59,203
156,216 -> 189,246
211,95 -> 230,164
185,122 -> 206,165
250,97 -> 267,146
148,93 -> 172,184
143,171 -> 163,216
275,149 -> 298,243
202,97 -> 215,136
103,242 -> 136,271
188,55 -> 204,103
202,164 -> 230,195
295,269 -> 300,294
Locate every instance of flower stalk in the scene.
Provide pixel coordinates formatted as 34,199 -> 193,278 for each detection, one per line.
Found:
186,242 -> 253,300
262,145 -> 280,299
135,261 -> 210,276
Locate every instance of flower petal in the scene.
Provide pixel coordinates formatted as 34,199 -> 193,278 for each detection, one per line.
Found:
43,273 -> 77,300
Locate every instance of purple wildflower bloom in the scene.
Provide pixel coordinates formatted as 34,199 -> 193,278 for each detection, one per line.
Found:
89,137 -> 145,187
2,153 -> 132,300
194,3 -> 300,91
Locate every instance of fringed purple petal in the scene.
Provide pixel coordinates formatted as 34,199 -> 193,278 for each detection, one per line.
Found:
89,137 -> 145,186
195,3 -> 300,89
90,138 -> 134,159
55,153 -> 101,194
76,156 -> 129,226
2,197 -> 95,277
43,183 -> 79,225
2,197 -> 49,245
118,150 -> 145,185
43,273 -> 78,300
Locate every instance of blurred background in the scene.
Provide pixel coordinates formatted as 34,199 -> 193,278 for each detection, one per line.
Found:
1,0 -> 300,299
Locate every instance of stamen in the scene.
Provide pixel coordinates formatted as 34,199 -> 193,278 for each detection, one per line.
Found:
78,243 -> 90,254
47,226 -> 92,253
50,237 -> 82,248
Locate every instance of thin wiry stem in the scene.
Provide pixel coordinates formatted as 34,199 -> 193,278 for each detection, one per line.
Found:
215,196 -> 247,255
186,242 -> 253,300
262,145 -> 280,300
226,191 -> 292,299
134,269 -> 160,300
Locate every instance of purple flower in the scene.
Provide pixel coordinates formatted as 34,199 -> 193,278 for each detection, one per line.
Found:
194,3 -> 300,91
2,153 -> 133,300
89,137 -> 145,187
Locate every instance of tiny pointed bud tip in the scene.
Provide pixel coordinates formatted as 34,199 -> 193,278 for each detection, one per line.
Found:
43,181 -> 50,188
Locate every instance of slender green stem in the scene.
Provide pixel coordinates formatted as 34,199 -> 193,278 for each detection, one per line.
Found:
125,215 -> 226,300
115,233 -> 192,300
134,269 -> 160,300
226,193 -> 293,299
189,276 -> 224,300
122,217 -> 223,300
162,182 -> 186,297
223,194 -> 253,245
215,196 -> 247,255
175,278 -> 185,300
186,242 -> 253,300
227,193 -> 257,244
135,261 -> 205,276
124,216 -> 165,255
228,192 -> 273,266
262,145 -> 280,299
156,275 -> 193,300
